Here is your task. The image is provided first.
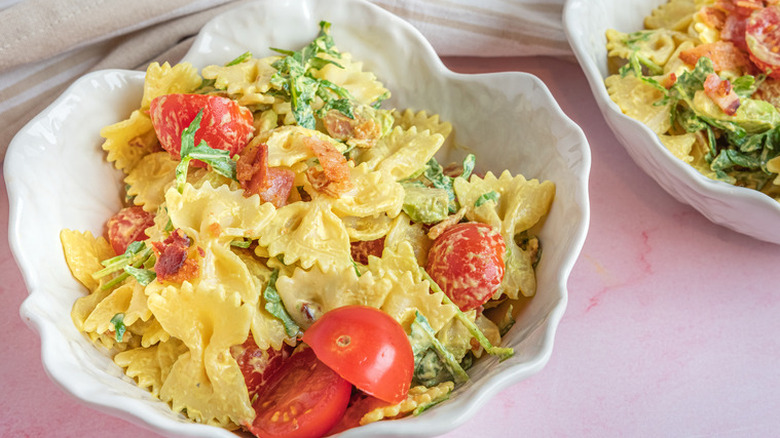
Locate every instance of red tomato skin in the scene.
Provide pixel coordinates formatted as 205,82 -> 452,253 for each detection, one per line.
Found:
245,347 -> 351,438
746,6 -> 780,79
302,305 -> 414,405
149,93 -> 254,162
106,206 -> 155,255
425,222 -> 506,311
231,335 -> 291,401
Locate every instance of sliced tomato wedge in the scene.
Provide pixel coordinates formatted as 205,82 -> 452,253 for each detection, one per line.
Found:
244,347 -> 352,438
302,306 -> 414,404
746,6 -> 780,78
149,93 -> 254,163
425,222 -> 506,311
106,206 -> 155,255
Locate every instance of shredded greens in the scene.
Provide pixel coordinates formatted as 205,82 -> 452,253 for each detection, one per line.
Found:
93,241 -> 156,290
110,313 -> 126,342
263,268 -> 301,337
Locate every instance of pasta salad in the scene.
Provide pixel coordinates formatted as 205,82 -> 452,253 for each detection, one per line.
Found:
60,22 -> 555,437
605,0 -> 780,201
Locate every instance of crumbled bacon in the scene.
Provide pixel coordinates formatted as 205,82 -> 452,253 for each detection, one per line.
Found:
236,139 -> 295,207
699,6 -> 728,29
663,72 -> 678,89
303,136 -> 353,197
322,110 -> 381,149
679,41 -> 753,73
721,14 -> 750,51
152,229 -> 201,283
704,73 -> 742,115
350,238 -> 385,265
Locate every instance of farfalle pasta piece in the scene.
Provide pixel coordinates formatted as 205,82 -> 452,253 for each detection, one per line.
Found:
644,0 -> 699,32
260,125 -> 345,168
341,213 -> 394,241
366,241 -> 423,284
314,162 -> 404,218
141,62 -> 202,110
60,229 -> 114,292
606,28 -> 679,67
165,182 -> 276,241
605,74 -> 673,134
256,199 -> 352,272
128,317 -> 171,348
114,338 -> 187,398
360,382 -> 455,425
384,213 -> 432,267
201,56 -> 279,106
149,281 -> 255,427
275,265 -> 393,329
101,109 -> 159,173
312,51 -> 390,105
358,126 -> 444,180
392,109 -> 454,149
379,270 -> 458,333
125,151 -> 178,213
82,280 -> 150,336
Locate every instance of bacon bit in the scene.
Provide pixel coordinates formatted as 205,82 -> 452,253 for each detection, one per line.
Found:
207,222 -> 222,239
322,110 -> 381,149
237,139 -> 295,207
700,6 -> 728,29
721,14 -> 750,51
704,73 -> 742,115
152,229 -> 201,283
715,0 -> 764,17
663,72 -> 678,89
303,136 -> 354,197
350,238 -> 385,265
754,78 -> 780,106
679,41 -> 753,73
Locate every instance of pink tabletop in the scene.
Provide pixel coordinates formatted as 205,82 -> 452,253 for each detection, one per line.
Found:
2,55 -> 780,437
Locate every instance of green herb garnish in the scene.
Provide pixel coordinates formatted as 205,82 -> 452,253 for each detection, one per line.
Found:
263,268 -> 301,337
175,109 -> 237,193
110,313 -> 126,342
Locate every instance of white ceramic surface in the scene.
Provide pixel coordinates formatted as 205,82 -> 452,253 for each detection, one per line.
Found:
564,0 -> 780,245
5,0 -> 591,436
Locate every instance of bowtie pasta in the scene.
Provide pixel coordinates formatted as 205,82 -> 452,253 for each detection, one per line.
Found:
605,0 -> 780,200
60,21 -> 555,437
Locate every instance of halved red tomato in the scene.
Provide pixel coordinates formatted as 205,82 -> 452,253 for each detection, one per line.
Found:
231,335 -> 291,401
302,305 -> 414,404
425,222 -> 506,311
244,347 -> 352,438
149,93 -> 254,162
746,6 -> 780,78
106,206 -> 154,255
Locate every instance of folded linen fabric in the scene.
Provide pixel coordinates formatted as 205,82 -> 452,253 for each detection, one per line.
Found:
0,0 -> 568,161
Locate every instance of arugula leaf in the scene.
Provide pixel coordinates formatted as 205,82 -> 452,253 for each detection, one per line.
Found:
175,109 -> 237,192
225,51 -> 252,67
475,190 -> 499,207
110,313 -> 126,342
230,238 -> 252,249
421,268 -> 514,361
408,311 -> 470,385
269,21 -> 356,129
124,265 -> 156,286
263,269 -> 301,337
93,241 -> 155,290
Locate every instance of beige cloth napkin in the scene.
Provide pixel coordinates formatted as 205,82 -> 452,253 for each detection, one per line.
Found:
0,0 -> 569,162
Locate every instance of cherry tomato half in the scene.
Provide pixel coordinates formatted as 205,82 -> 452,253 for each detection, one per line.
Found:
244,347 -> 352,438
302,305 -> 414,404
426,222 -> 506,311
106,206 -> 155,255
149,93 -> 254,162
746,6 -> 780,79
231,335 -> 291,401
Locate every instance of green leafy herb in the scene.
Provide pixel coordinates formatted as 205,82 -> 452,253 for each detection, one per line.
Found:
409,311 -> 470,385
175,109 -> 237,192
269,21 -> 355,129
110,313 -> 126,342
225,51 -> 252,67
474,190 -> 499,207
263,269 -> 301,337
93,241 -> 155,290
421,268 -> 514,361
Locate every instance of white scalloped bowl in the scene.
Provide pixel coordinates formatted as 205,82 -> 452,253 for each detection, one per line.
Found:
5,0 -> 590,436
564,0 -> 780,244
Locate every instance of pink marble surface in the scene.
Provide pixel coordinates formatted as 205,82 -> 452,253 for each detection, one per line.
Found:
3,55 -> 780,437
